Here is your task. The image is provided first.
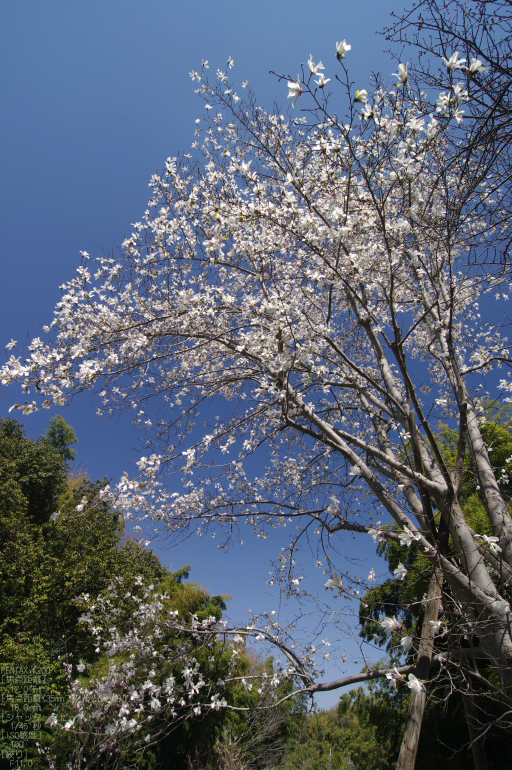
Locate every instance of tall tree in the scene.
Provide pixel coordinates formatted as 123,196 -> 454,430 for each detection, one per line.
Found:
46,414 -> 78,463
0,418 -> 166,768
360,408 -> 512,767
3,27 -> 512,765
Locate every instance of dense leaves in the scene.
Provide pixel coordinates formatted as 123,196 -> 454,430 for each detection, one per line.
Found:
0,416 -> 67,525
45,414 -> 78,463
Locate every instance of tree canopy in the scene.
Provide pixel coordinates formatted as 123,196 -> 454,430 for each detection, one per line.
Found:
45,414 -> 78,463
0,418 -> 249,770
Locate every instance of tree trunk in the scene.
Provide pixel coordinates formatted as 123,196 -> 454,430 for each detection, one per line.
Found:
396,567 -> 443,770
463,686 -> 489,770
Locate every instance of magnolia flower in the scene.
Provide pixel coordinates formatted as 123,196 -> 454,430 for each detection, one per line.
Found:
385,666 -> 404,689
324,572 -> 344,591
427,116 -> 439,138
336,40 -> 351,60
393,562 -> 408,581
50,511 -> 60,522
287,78 -> 303,107
398,526 -> 421,547
315,74 -> 331,89
5,340 -> 17,350
482,534 -> 502,554
436,91 -> 451,113
452,83 -> 468,103
401,635 -> 414,651
354,89 -> 368,104
46,713 -> 59,727
361,103 -> 376,120
76,660 -> 86,673
467,58 -> 489,74
393,63 -> 408,86
368,522 -> 384,543
428,620 -> 444,636
442,52 -> 466,72
368,568 -> 377,582
348,464 -> 362,475
381,616 -> 401,636
308,55 -> 324,75
407,673 -> 425,694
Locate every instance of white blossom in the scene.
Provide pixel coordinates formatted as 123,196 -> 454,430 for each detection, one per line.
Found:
393,63 -> 408,86
308,55 -> 324,75
442,52 -> 466,72
324,573 -> 344,591
428,620 -> 444,636
336,40 -> 351,59
381,616 -> 401,637
287,77 -> 303,107
467,58 -> 489,74
398,527 -> 421,547
482,534 -> 502,554
407,673 -> 425,694
393,562 -> 408,581
368,523 -> 384,543
315,73 -> 331,89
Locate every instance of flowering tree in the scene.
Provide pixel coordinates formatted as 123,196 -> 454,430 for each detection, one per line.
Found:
3,37 -> 512,768
384,0 -> 512,261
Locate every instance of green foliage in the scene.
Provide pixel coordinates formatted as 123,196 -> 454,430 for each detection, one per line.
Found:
0,418 -> 290,770
281,708 -> 353,770
155,567 -> 228,622
0,418 -> 166,768
45,415 -> 77,463
282,683 -> 405,770
360,406 -> 512,652
126,648 -> 300,770
359,537 -> 431,654
210,653 -> 304,770
283,677 -> 512,770
355,406 -> 512,766
438,405 -> 512,506
0,416 -> 67,524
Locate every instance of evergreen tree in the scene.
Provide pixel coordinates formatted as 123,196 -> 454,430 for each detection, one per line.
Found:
45,415 -> 77,464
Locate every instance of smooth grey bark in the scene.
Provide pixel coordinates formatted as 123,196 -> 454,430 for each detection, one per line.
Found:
396,567 -> 443,770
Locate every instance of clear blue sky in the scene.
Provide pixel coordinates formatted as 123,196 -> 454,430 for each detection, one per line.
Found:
1,0 -> 406,708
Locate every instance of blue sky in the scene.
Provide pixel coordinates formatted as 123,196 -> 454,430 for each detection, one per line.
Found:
1,0 -> 406,708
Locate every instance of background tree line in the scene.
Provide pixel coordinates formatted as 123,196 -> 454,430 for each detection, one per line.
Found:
3,409 -> 512,768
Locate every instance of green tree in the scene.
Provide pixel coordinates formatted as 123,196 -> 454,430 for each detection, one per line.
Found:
358,408 -> 512,766
360,407 -> 512,647
45,414 -> 78,463
0,418 -> 166,768
0,416 -> 67,525
282,684 -> 403,770
283,679 -> 500,770
0,418 -> 298,770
